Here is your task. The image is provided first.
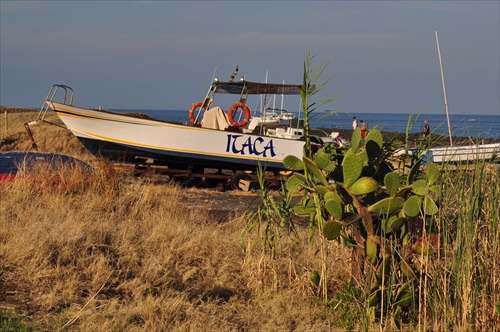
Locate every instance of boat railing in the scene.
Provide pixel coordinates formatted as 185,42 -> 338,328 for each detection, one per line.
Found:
193,81 -> 249,124
36,84 -> 75,122
24,84 -> 75,150
191,83 -> 218,124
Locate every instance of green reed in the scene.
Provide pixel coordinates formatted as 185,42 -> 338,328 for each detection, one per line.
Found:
428,162 -> 500,330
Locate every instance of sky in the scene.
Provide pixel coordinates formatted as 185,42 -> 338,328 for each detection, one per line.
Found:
1,1 -> 499,116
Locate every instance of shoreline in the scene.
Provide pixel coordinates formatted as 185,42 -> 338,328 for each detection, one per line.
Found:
2,106 -> 498,147
310,127 -> 500,147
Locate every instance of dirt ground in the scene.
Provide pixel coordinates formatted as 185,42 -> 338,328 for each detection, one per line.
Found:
177,186 -> 264,223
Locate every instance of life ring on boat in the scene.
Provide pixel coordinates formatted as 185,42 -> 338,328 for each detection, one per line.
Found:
188,101 -> 207,123
227,102 -> 251,127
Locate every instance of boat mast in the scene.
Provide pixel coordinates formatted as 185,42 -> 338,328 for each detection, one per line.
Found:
263,70 -> 269,118
435,30 -> 453,146
281,80 -> 285,111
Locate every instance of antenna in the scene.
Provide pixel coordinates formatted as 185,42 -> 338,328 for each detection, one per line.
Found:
210,66 -> 217,84
229,66 -> 238,82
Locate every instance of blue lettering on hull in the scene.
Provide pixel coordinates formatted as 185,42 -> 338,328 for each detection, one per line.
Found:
226,135 -> 276,157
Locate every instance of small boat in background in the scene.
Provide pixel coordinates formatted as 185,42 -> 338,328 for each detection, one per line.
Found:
424,143 -> 500,164
255,109 -> 296,123
0,151 -> 91,183
429,31 -> 499,164
394,31 -> 500,165
278,110 -> 296,121
394,143 -> 500,165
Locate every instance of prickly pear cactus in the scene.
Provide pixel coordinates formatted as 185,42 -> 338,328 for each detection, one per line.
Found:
283,127 -> 441,328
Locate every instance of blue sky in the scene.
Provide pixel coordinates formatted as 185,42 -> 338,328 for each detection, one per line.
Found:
1,1 -> 499,116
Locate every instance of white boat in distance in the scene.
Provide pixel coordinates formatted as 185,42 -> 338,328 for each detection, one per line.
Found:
394,143 -> 500,165
250,108 -> 296,125
31,78 -> 319,175
425,143 -> 499,164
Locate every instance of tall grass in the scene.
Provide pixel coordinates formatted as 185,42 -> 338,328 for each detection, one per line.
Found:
425,162 -> 500,330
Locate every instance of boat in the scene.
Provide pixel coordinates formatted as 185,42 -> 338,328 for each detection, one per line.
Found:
424,143 -> 499,164
246,90 -> 297,127
27,75 -> 331,187
249,76 -> 297,126
0,151 -> 91,183
278,110 -> 296,121
253,111 -> 281,124
394,143 -> 500,165
394,32 -> 500,165
431,31 -> 499,163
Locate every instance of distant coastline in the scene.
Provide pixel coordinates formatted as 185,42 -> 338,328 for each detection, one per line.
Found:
114,109 -> 499,141
2,106 -> 498,146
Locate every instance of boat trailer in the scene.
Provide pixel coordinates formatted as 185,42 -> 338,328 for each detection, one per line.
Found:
128,156 -> 288,191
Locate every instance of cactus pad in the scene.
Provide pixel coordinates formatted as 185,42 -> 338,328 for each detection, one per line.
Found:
325,199 -> 343,220
368,197 -> 405,215
342,153 -> 363,187
384,172 -> 400,197
323,220 -> 342,240
304,157 -> 329,186
283,155 -> 305,171
403,196 -> 421,217
349,176 -> 379,195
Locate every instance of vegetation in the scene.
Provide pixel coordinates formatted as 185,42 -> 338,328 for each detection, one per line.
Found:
1,60 -> 499,331
245,54 -> 500,331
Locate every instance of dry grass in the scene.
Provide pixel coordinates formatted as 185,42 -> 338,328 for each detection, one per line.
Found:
0,160 -> 354,331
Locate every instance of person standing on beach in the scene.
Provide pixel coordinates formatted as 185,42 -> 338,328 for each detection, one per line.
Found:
352,117 -> 358,130
421,120 -> 430,137
360,120 -> 367,138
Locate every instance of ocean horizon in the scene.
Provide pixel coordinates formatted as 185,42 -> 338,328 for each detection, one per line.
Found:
112,109 -> 500,140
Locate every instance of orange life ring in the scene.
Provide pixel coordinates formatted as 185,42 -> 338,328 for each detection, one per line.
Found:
188,101 -> 207,123
227,102 -> 251,127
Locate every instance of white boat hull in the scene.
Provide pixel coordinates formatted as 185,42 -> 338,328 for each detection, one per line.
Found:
394,143 -> 500,164
49,102 -> 305,171
426,143 -> 500,164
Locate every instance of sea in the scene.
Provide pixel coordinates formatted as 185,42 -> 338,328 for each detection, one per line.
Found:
113,109 -> 500,140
